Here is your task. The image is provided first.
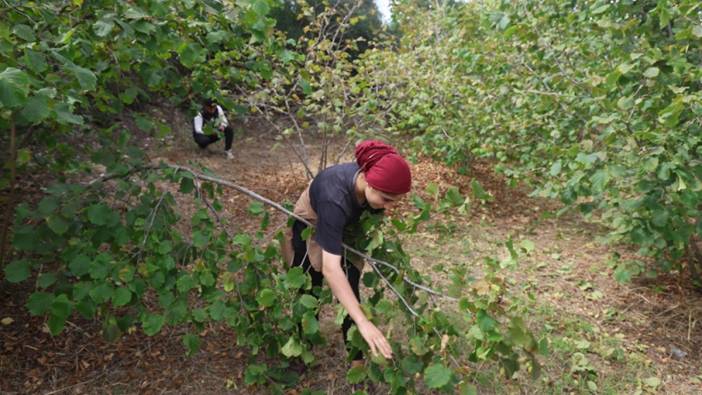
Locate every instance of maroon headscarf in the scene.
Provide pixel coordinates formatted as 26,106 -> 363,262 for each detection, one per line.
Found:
355,140 -> 412,194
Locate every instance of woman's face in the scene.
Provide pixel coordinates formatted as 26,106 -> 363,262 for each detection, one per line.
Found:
365,186 -> 404,210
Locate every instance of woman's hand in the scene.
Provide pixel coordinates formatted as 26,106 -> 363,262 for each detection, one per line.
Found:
357,320 -> 393,359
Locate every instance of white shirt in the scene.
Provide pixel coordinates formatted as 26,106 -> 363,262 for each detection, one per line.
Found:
193,105 -> 229,134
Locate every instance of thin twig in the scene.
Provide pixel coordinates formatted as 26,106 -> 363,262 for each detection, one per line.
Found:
1,0 -> 37,23
192,175 -> 232,238
333,137 -> 354,165
142,190 -> 169,246
367,259 -> 420,318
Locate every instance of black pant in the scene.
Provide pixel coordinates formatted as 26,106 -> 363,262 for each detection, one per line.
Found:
291,220 -> 362,360
192,126 -> 233,150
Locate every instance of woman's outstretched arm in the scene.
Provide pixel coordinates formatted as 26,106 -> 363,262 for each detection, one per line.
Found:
321,250 -> 393,359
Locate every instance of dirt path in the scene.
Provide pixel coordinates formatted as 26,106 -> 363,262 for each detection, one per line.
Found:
2,113 -> 701,394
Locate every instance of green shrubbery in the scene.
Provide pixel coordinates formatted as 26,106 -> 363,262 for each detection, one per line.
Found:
357,0 -> 702,285
2,1 -> 544,392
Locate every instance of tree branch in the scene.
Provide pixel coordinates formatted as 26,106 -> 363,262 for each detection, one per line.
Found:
167,164 -> 457,304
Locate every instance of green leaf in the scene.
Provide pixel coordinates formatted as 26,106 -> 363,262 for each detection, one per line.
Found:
119,86 -> 139,105
508,318 -> 534,348
253,0 -> 270,15
89,256 -> 109,280
693,25 -> 702,38
179,177 -> 194,194
657,163 -> 672,181
590,169 -> 610,192
87,204 -> 112,226
27,292 -> 54,315
51,294 -> 72,318
616,63 -> 634,75
613,265 -> 632,283
459,383 -> 478,395
400,355 -> 424,374
134,114 -> 153,132
256,288 -> 276,307
0,67 -> 30,108
301,312 -> 319,335
12,24 -> 36,42
192,231 -> 209,248
520,239 -> 535,254
67,64 -> 97,91
346,365 -> 367,384
93,19 -> 115,37
285,267 -> 306,289
24,50 -> 48,73
281,336 -> 303,357
591,4 -> 610,15
477,309 -> 497,332
4,259 -> 31,283
48,294 -> 73,335
248,201 -> 265,215
424,363 -> 453,389
471,179 -> 493,201
192,308 -> 208,322
587,380 -> 598,392
550,160 -> 562,176
652,210 -> 669,227
76,298 -> 96,319
20,95 -> 49,124
37,196 -> 58,217
46,215 -> 69,235
299,294 -> 318,309
124,7 -> 149,20
300,78 -> 312,95
89,283 -> 114,304
69,254 -> 91,277
206,30 -> 228,44
643,157 -> 659,173
16,148 -> 31,166
183,333 -> 201,356
643,377 -> 661,389
177,42 -> 206,69
617,96 -> 634,110
177,274 -> 197,292
37,273 -> 57,288
209,301 -> 226,320
232,233 -> 251,247
142,313 -> 165,336
409,336 -> 428,356
54,102 -> 84,125
444,186 -> 464,206
643,67 -> 659,78
112,287 -> 132,307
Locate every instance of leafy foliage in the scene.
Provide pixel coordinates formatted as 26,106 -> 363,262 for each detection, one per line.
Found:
355,0 -> 702,284
2,0 -> 546,392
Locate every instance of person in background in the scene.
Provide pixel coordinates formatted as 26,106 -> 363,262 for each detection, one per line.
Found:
282,140 -> 412,365
192,99 -> 234,159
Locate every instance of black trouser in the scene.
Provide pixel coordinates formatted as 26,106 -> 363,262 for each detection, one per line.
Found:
291,220 -> 362,360
192,126 -> 233,150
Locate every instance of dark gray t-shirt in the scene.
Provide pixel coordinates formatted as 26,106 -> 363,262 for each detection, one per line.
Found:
309,162 -> 380,255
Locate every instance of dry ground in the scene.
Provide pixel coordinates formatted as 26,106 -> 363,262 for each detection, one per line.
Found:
1,110 -> 701,394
